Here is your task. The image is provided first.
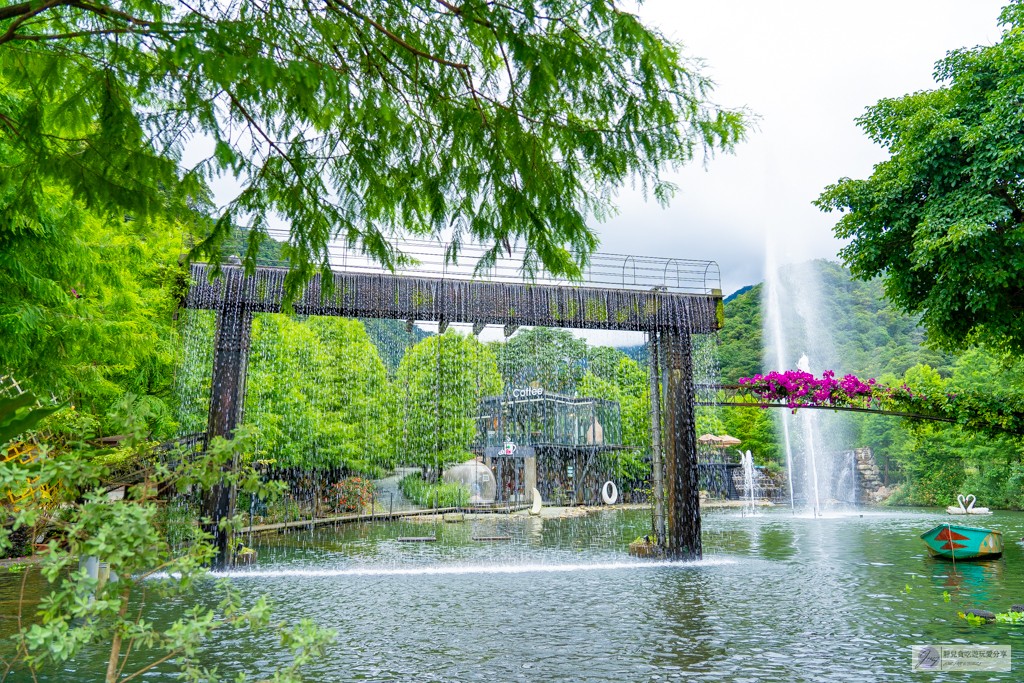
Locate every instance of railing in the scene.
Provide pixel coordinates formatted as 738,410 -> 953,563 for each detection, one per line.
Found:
237,233 -> 722,295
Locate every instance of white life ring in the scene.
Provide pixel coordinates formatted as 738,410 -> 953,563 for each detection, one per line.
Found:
601,480 -> 618,505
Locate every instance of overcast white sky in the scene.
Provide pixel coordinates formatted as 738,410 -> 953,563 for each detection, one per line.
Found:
598,0 -> 1007,296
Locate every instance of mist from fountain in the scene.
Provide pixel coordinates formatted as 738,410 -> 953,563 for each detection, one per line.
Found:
763,256 -> 856,516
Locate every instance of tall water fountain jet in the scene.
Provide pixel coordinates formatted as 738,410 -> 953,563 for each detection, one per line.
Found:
763,245 -> 796,513
797,354 -> 822,518
763,252 -> 855,515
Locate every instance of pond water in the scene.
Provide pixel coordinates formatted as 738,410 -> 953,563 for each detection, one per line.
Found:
4,507 -> 1024,681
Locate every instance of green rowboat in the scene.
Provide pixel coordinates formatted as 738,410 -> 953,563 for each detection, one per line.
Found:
921,523 -> 1003,560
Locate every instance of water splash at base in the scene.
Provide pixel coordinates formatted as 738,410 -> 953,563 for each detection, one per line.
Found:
205,558 -> 737,579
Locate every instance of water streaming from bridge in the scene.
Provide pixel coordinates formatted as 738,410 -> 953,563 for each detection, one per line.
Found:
170,244 -> 725,563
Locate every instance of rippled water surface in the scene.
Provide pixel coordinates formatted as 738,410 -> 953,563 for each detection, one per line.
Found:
5,507 -> 1024,681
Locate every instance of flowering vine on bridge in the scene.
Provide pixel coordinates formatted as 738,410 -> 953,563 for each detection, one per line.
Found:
738,370 -> 929,413
736,369 -> 1024,439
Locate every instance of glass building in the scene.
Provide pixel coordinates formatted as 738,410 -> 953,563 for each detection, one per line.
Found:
472,389 -> 629,505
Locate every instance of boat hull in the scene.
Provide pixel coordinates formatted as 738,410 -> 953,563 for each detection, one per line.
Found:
921,523 -> 1003,560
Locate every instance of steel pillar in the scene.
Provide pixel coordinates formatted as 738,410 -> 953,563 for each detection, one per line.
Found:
647,333 -> 666,546
661,331 -> 701,560
203,276 -> 252,569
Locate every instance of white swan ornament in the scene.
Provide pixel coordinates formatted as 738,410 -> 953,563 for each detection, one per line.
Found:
947,494 -> 992,515
965,494 -> 992,515
946,494 -> 968,515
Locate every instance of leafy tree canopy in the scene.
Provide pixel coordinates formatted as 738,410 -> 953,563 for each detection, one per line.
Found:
816,2 -> 1024,354
396,330 -> 501,474
1,0 -> 746,301
0,399 -> 333,681
244,315 -> 398,473
0,181 -> 189,435
490,327 -> 623,393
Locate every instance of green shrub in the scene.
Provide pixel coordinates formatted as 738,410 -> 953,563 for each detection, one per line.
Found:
399,472 -> 470,508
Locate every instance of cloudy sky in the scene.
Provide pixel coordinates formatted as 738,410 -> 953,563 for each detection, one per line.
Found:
599,0 -> 1007,296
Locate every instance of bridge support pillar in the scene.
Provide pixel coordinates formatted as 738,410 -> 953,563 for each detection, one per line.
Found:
661,331 -> 702,560
203,274 -> 253,569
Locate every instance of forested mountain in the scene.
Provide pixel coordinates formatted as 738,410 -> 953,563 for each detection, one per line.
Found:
723,284 -> 754,304
361,319 -> 431,372
718,260 -> 955,383
717,284 -> 763,385
221,228 -> 287,265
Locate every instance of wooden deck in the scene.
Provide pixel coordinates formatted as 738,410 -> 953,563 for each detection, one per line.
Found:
239,505 -> 532,534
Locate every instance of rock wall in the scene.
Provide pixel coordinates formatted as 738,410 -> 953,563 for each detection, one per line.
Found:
855,447 -> 892,503
731,466 -> 788,502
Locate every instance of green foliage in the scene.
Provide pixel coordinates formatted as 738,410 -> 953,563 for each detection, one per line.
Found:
612,357 -> 655,478
718,261 -> 1024,507
995,610 -> 1024,624
1,38 -> 200,440
884,435 -> 966,507
399,472 -> 470,508
0,64 -> 199,428
816,3 -> 1024,354
397,331 -> 502,472
0,394 -> 62,447
360,319 -> 431,373
866,352 -> 1024,508
719,406 -> 780,465
959,611 -> 991,626
713,285 -> 777,459
718,260 -> 989,483
0,404 -> 333,680
489,328 -> 647,474
0,188 -> 192,437
574,355 -> 653,480
1,0 -> 747,304
244,315 -> 398,474
221,227 -> 287,265
717,261 -> 956,463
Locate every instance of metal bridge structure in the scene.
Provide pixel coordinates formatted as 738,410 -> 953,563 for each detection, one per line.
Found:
181,241 -> 725,565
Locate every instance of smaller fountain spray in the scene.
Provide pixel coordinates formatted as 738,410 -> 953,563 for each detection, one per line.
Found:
739,449 -> 758,516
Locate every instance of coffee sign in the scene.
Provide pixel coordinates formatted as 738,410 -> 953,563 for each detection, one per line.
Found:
510,387 -> 543,398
